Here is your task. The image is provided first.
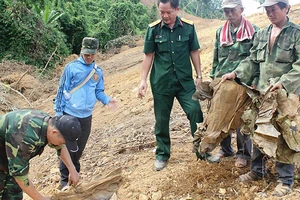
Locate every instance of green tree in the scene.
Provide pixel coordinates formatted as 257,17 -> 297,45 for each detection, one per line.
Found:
0,1 -> 69,68
150,3 -> 158,21
35,1 -> 64,26
58,1 -> 89,54
180,0 -> 223,19
107,2 -> 135,39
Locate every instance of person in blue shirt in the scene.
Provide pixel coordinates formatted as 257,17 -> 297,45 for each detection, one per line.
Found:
54,37 -> 117,189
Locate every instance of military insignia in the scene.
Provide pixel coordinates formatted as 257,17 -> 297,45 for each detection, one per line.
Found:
181,18 -> 194,25
149,19 -> 162,27
93,73 -> 99,81
155,35 -> 163,38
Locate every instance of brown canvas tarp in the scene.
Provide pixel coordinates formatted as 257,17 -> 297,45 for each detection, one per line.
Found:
193,80 -> 300,164
193,79 -> 251,153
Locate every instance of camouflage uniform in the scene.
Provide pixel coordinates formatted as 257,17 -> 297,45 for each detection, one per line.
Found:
209,22 -> 259,160
234,18 -> 300,186
0,110 -> 61,200
210,24 -> 259,84
235,18 -> 300,94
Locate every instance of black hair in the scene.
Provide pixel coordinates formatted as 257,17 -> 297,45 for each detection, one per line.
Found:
278,2 -> 290,14
157,0 -> 179,9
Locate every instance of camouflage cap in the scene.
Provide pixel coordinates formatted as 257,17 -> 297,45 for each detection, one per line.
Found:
259,0 -> 289,7
53,115 -> 82,152
81,37 -> 99,54
222,0 -> 243,8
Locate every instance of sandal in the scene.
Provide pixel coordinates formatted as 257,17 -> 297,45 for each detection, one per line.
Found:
235,157 -> 247,168
271,182 -> 292,197
239,171 -> 262,182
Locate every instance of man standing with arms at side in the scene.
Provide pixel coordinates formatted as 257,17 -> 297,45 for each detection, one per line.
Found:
54,37 -> 117,189
222,0 -> 300,196
138,0 -> 203,171
208,0 -> 259,167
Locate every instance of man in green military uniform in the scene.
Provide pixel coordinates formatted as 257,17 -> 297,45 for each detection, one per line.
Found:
0,109 -> 82,200
208,0 -> 259,167
138,0 -> 203,171
222,0 -> 300,196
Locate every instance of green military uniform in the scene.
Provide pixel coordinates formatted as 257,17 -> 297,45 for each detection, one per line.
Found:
0,110 -> 62,200
235,18 -> 300,94
211,24 -> 260,85
209,22 -> 259,159
144,16 -> 203,161
233,17 -> 300,187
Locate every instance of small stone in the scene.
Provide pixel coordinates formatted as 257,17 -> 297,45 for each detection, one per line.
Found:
139,193 -> 149,200
152,191 -> 163,200
219,188 -> 226,195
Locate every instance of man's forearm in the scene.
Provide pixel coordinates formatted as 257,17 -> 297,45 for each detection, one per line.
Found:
141,53 -> 154,81
15,178 -> 44,200
190,49 -> 202,77
60,146 -> 76,172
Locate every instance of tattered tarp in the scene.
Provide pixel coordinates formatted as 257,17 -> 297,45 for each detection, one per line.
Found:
193,79 -> 300,164
253,89 -> 300,164
193,79 -> 251,153
52,168 -> 122,200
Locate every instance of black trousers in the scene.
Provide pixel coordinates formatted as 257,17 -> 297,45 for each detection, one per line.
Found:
59,113 -> 92,187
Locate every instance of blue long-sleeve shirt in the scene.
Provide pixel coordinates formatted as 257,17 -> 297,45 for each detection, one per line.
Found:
54,56 -> 111,118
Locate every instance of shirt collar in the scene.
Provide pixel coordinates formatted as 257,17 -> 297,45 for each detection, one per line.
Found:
160,16 -> 182,29
79,55 -> 95,66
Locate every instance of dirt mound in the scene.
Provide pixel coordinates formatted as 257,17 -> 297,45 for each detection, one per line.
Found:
1,4 -> 300,200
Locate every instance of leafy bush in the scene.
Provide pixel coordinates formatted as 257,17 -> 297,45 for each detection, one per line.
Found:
0,1 -> 69,69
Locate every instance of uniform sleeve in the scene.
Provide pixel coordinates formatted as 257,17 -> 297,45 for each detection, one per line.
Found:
95,68 -> 111,105
189,24 -> 200,51
234,31 -> 260,83
143,26 -> 155,53
249,24 -> 260,86
210,28 -> 221,79
54,64 -> 72,116
6,129 -> 37,186
279,31 -> 300,94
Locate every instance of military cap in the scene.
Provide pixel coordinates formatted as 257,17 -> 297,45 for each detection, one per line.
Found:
259,0 -> 289,7
81,37 -> 99,54
222,0 -> 243,8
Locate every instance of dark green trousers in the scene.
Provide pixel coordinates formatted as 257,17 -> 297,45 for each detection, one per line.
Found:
0,171 -> 23,200
152,76 -> 203,161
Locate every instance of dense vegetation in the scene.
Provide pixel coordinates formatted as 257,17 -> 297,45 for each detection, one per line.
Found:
0,0 -> 156,69
180,0 -> 223,19
0,0 -> 264,70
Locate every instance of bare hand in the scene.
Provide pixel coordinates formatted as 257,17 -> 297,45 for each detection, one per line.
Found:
221,72 -> 236,83
251,84 -> 257,89
195,77 -> 202,89
138,80 -> 147,99
68,170 -> 80,186
270,82 -> 283,92
108,98 -> 117,110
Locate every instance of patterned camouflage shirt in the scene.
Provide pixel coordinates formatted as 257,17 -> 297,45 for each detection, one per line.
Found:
0,109 -> 61,186
235,18 -> 300,94
210,23 -> 259,85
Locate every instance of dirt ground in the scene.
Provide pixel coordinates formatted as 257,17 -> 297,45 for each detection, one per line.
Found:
1,3 -> 300,200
